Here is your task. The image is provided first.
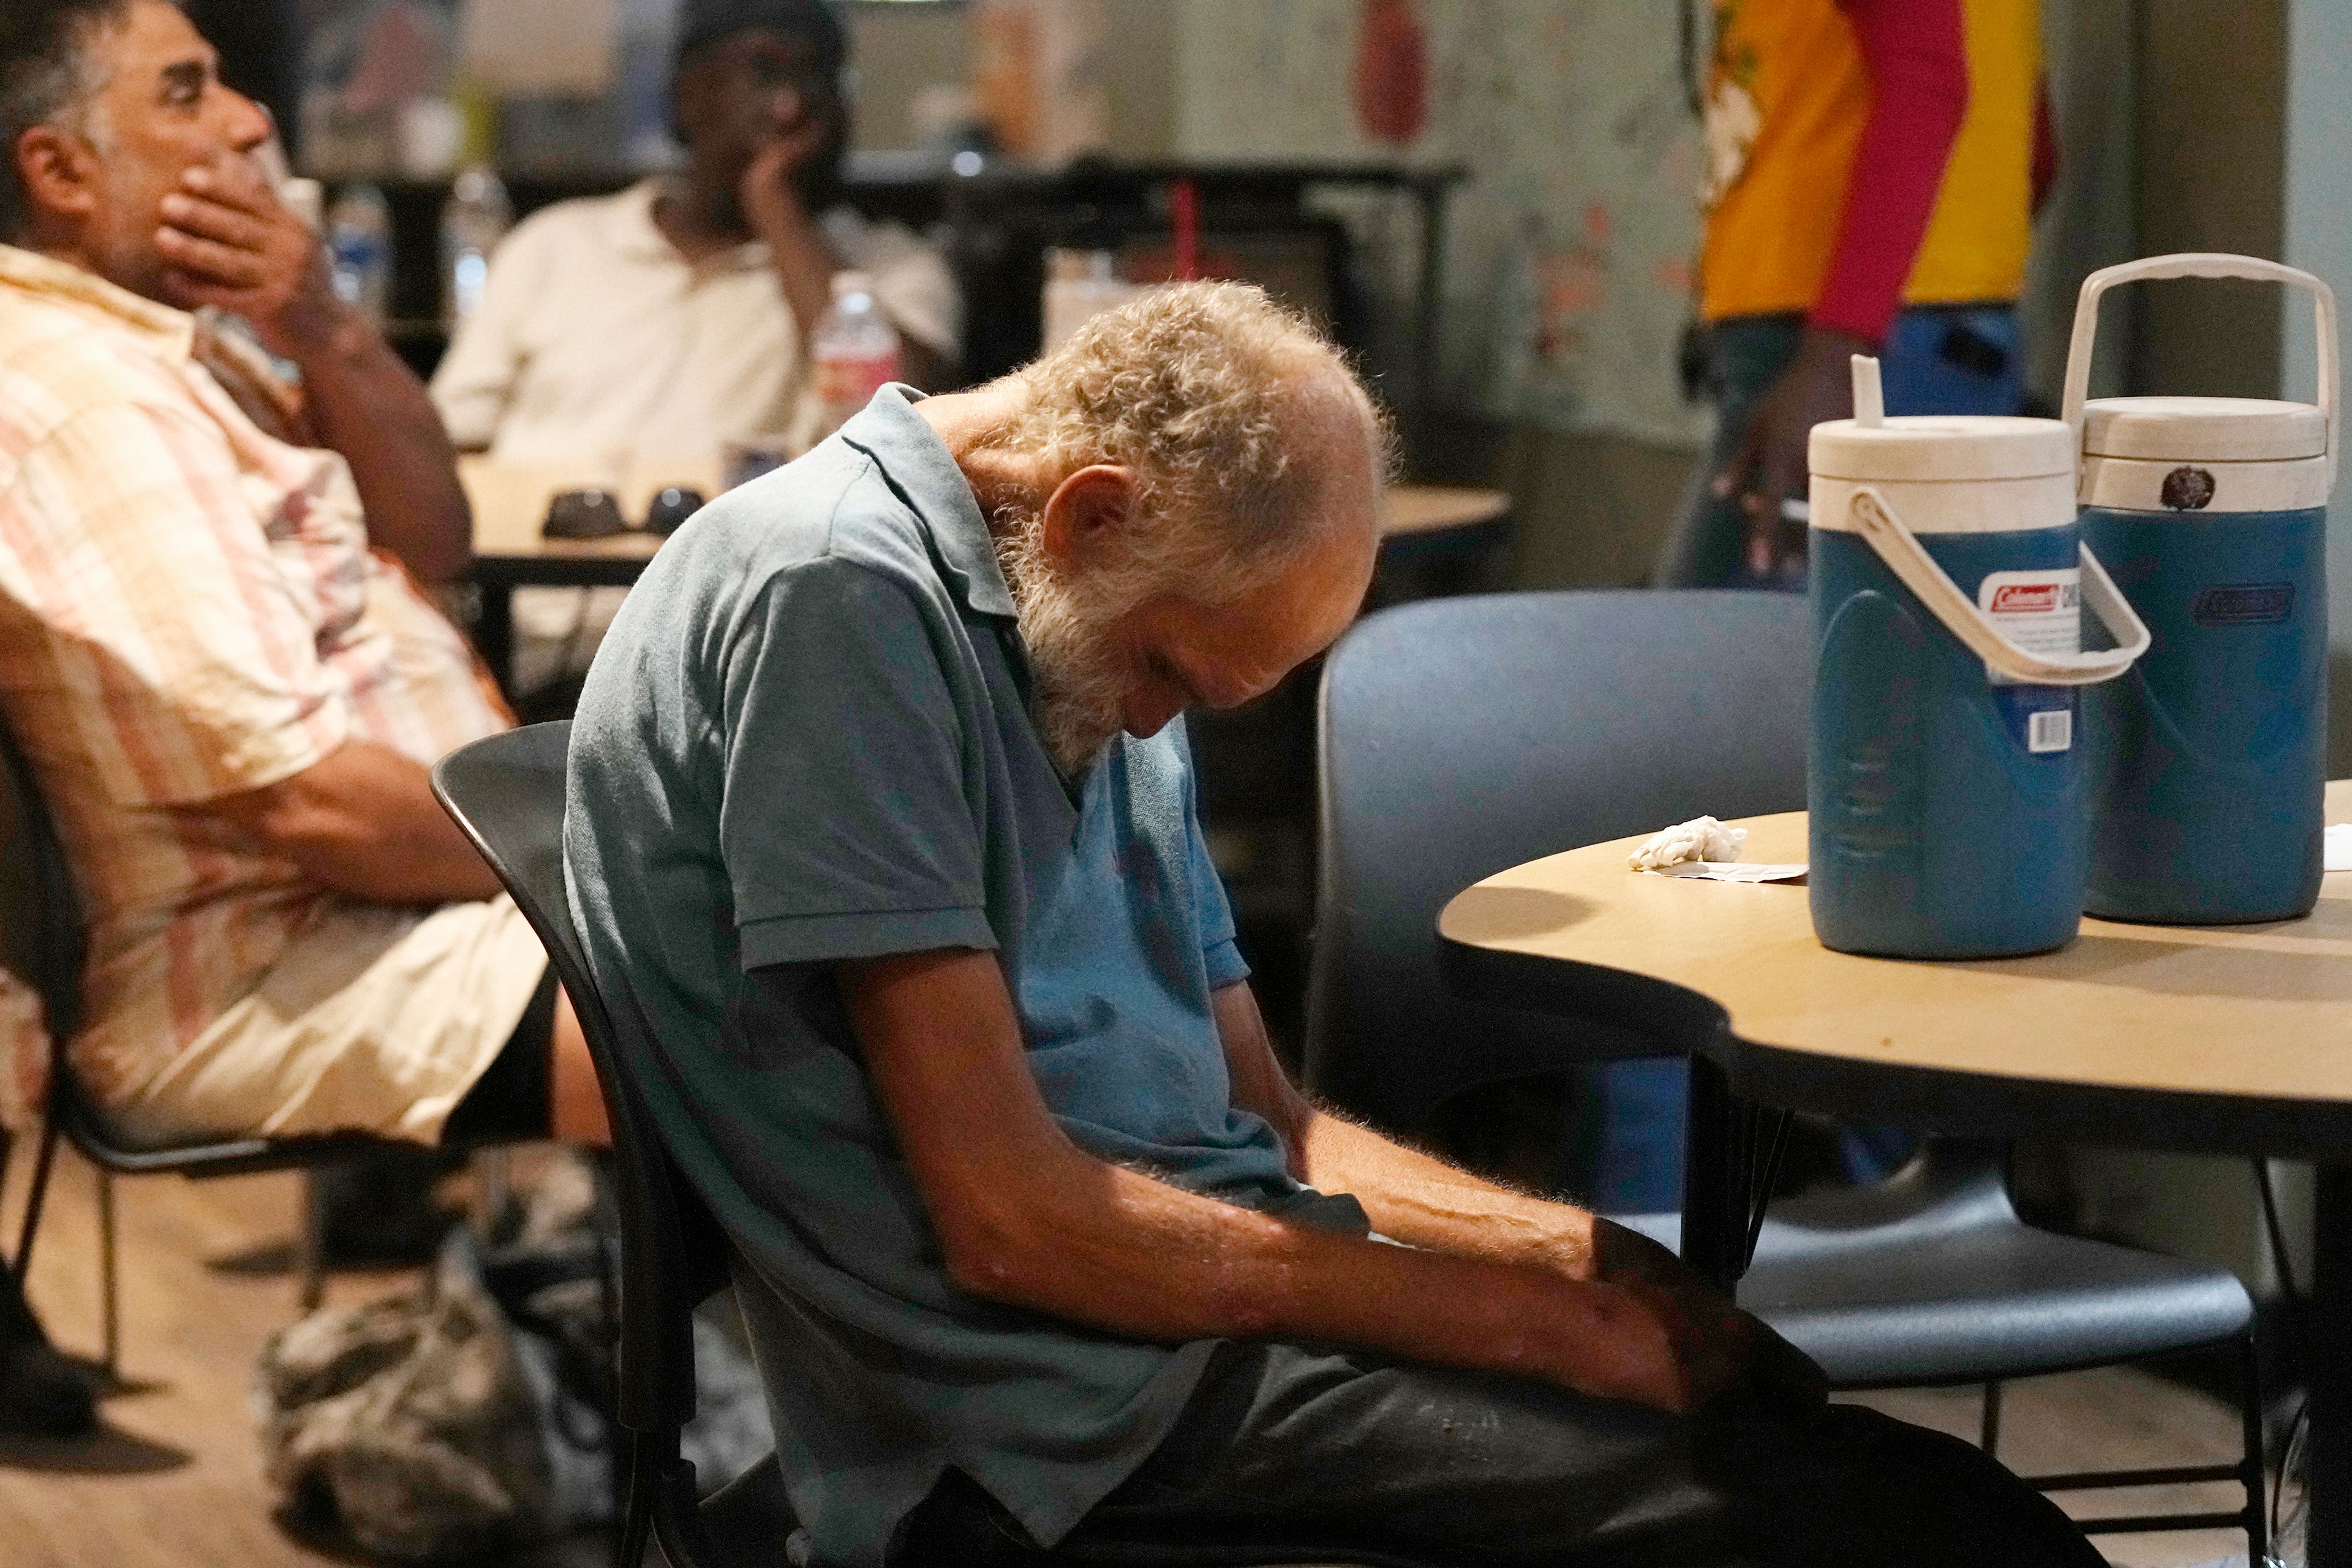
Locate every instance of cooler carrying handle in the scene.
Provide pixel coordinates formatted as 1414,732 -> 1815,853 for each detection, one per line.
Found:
2062,252 -> 2340,489
1848,487 -> 2151,686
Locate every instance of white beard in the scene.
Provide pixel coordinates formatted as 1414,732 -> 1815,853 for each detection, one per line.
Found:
1000,539 -> 1131,775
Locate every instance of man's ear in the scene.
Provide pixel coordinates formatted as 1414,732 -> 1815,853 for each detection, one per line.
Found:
13,126 -> 101,228
1038,466 -> 1138,570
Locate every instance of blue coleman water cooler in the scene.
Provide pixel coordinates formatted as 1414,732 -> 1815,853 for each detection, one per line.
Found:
1809,358 -> 2152,959
2065,255 -> 2338,924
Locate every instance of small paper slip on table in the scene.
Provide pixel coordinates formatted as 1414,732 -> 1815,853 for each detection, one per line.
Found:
1438,782 -> 2352,1568
1647,861 -> 1807,884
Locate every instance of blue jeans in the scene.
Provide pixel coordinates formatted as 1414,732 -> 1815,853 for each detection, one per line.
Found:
1652,304 -> 2026,593
1599,305 -> 2022,1215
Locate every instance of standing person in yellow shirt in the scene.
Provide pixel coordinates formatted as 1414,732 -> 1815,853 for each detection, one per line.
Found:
1608,0 -> 2054,1217
1655,0 -> 2056,592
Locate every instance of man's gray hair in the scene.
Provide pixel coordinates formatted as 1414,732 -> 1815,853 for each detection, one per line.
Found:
995,280 -> 1397,602
1,0 -> 131,243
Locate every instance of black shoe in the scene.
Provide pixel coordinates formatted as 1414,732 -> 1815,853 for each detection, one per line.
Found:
0,1329 -> 97,1438
314,1147 -> 461,1270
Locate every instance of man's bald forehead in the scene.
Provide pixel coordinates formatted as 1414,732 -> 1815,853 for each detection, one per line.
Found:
1283,364 -> 1389,513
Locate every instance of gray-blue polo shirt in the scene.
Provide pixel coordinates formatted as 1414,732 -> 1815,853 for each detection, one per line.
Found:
564,388 -> 1306,1567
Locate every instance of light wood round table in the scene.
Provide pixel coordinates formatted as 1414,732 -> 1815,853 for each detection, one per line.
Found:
1381,485 -> 1511,538
1439,785 -> 2352,1562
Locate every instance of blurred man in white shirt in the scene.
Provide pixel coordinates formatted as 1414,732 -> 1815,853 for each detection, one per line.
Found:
431,0 -> 960,695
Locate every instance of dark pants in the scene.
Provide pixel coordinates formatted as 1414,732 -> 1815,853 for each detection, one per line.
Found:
1651,304 -> 2027,594
898,1340 -> 2101,1567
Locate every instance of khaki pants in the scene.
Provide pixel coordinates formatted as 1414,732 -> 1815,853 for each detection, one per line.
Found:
98,894 -> 548,1150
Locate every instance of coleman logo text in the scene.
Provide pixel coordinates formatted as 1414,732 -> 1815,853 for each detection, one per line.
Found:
1989,582 -> 2078,614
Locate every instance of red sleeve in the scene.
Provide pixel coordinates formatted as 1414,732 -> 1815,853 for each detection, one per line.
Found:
1812,0 -> 1970,344
2031,75 -> 2060,216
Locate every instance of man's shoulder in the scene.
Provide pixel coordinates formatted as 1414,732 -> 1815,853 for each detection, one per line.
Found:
570,439 -> 972,815
502,187 -> 637,246
821,206 -> 943,266
481,187 -> 650,290
630,436 -> 962,646
0,288 -> 195,487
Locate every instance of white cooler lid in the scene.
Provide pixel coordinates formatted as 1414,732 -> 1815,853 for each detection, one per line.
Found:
1809,414 -> 2076,483
2082,395 -> 2327,462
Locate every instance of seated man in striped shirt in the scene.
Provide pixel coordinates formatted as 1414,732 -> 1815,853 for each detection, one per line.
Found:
0,0 -> 608,1304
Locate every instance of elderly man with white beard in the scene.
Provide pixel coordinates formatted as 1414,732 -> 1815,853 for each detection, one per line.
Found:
562,283 -> 2101,1568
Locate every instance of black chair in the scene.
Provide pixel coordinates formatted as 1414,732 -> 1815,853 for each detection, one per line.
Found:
0,717 -> 390,1374
1306,590 -> 2266,1555
437,724 -> 1400,1568
434,722 -> 760,1568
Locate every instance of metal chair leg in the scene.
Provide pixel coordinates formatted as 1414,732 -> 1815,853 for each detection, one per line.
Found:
616,1430 -> 655,1568
2239,1334 -> 2269,1564
11,1110 -> 62,1280
298,1171 -> 325,1313
1980,1380 -> 2003,1455
96,1170 -> 118,1379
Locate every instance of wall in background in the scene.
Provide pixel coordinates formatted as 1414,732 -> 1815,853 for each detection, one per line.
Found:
1131,1 -> 1713,586
2017,0 -> 2138,404
1164,0 -> 1708,452
2285,0 -> 2352,782
843,1 -> 971,152
845,0 -> 1718,587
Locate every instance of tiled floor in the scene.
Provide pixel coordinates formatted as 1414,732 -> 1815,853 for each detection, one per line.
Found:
0,1137 -> 2276,1567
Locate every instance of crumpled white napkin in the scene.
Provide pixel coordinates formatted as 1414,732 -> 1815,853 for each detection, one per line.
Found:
1629,815 -> 1748,872
2326,823 -> 2352,873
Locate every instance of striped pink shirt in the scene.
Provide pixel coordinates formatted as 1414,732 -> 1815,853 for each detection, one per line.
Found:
0,245 -> 511,1127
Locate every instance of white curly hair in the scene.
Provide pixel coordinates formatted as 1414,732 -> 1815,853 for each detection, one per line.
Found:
989,279 -> 1395,605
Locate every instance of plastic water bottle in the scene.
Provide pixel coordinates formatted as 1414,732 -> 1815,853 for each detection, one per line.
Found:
2066,254 -> 2337,924
1807,355 -> 2151,959
812,271 -> 903,432
439,165 -> 511,326
325,182 -> 392,325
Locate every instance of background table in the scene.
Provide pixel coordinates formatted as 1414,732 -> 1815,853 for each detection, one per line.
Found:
461,458 -> 693,695
1438,788 -> 2352,1562
461,459 -> 1511,695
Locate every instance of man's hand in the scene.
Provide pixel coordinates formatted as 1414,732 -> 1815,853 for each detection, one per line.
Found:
1592,1221 -> 1752,1409
736,86 -> 834,241
1594,1219 -> 1826,1414
155,153 -> 345,360
151,153 -> 473,583
1715,326 -> 1871,578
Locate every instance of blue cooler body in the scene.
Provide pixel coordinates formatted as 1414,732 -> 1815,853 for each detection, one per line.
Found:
2080,507 -> 2326,923
1811,526 -> 2089,958
1803,393 -> 2147,962
2062,254 -> 2337,926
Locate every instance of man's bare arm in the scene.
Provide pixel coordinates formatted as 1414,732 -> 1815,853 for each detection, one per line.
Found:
843,948 -> 1702,1413
1212,982 -> 1601,1276
1211,981 -> 1791,1406
171,739 -> 502,905
157,157 -> 473,584
739,107 -> 943,393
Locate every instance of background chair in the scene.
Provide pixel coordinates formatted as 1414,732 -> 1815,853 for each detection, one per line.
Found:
1305,589 -> 2266,1554
0,717 -> 391,1376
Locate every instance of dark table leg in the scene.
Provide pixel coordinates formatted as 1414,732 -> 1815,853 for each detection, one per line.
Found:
473,580 -> 516,700
2313,1164 -> 2352,1565
1681,1054 -> 1750,1292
